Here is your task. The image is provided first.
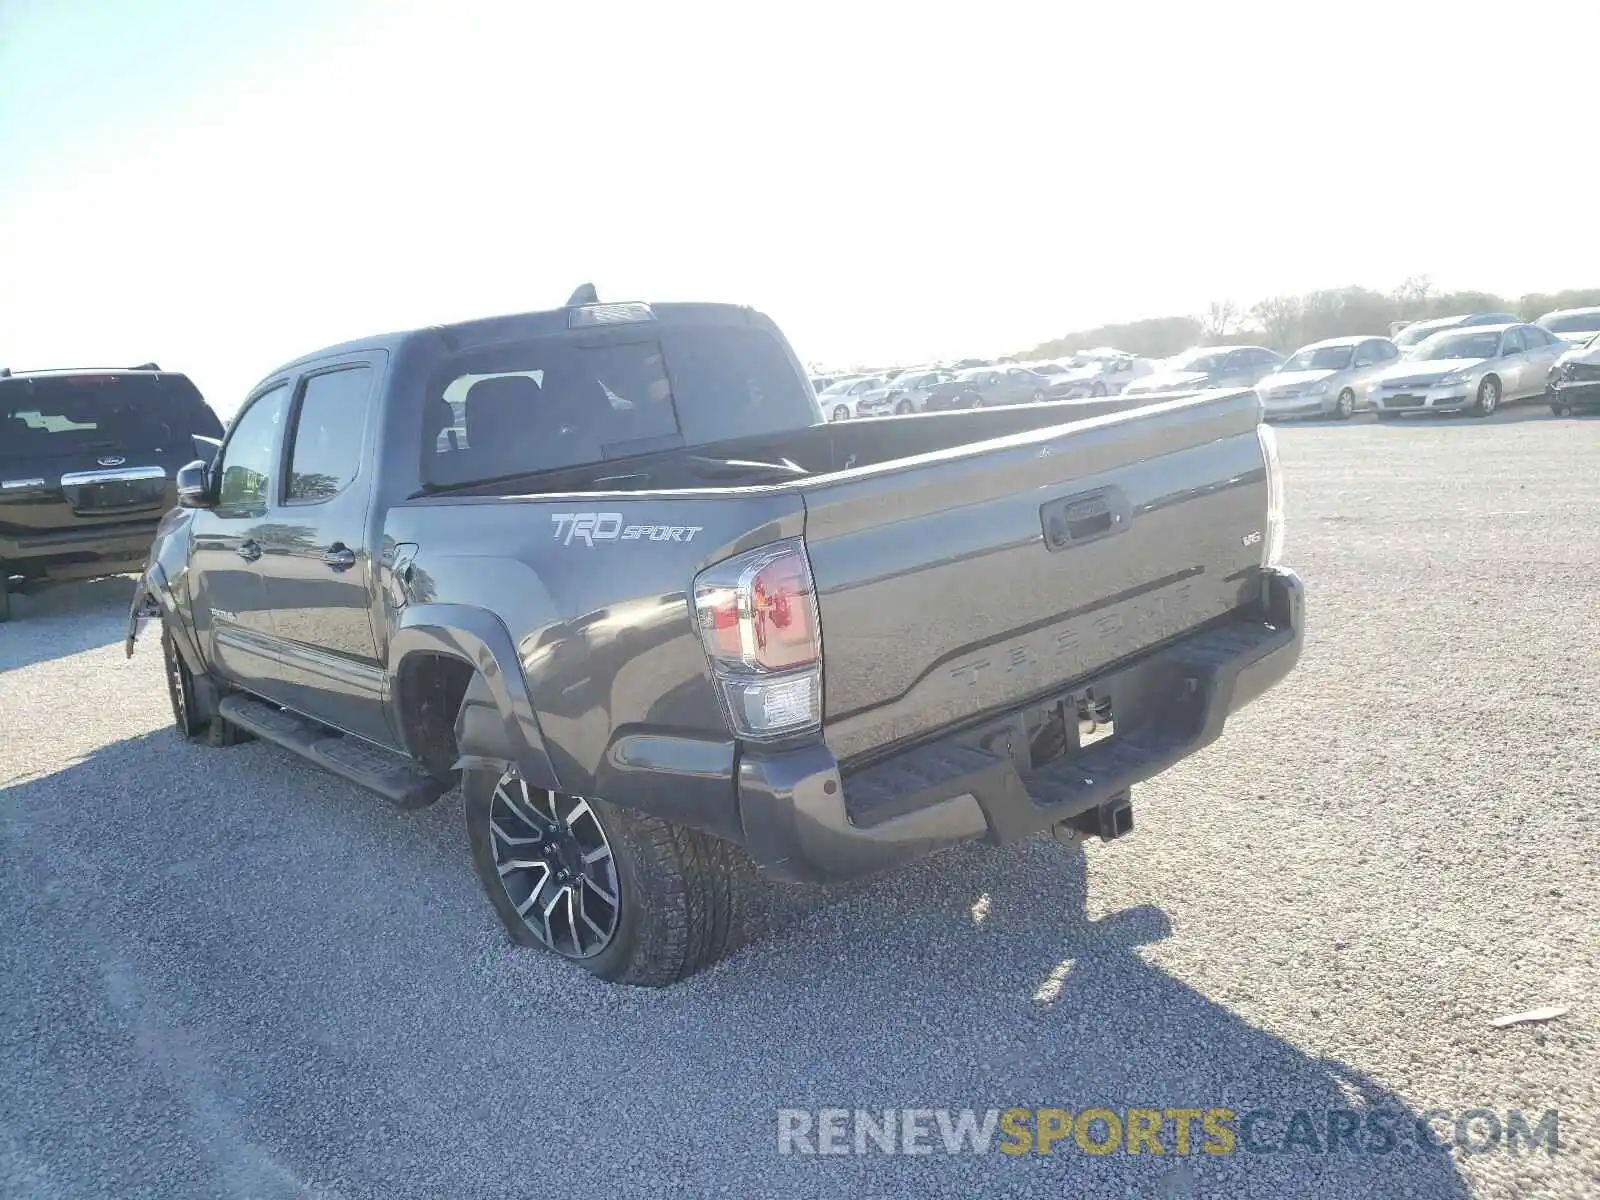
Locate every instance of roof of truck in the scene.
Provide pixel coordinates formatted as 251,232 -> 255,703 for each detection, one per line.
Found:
259,300 -> 764,385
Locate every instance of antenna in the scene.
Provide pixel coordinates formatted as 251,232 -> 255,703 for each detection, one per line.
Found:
566,283 -> 599,306
131,361 -> 161,371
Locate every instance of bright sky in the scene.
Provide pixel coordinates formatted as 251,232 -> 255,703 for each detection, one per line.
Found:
3,0 -> 1596,416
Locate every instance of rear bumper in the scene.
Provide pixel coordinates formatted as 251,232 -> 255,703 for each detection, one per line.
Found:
0,520 -> 158,583
737,567 -> 1305,883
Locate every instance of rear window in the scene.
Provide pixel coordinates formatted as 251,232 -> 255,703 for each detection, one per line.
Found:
1,374 -> 221,457
424,325 -> 816,486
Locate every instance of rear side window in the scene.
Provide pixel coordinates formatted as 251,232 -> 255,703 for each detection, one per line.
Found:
424,325 -> 814,486
0,374 -> 222,458
285,367 -> 375,503
1544,311 -> 1600,335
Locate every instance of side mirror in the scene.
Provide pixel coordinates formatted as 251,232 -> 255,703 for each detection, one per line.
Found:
176,460 -> 214,509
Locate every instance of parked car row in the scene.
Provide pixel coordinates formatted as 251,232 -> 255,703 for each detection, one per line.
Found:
1127,310 -> 1600,424
816,347 -> 1163,421
816,363 -> 1063,420
1123,345 -> 1286,399
814,305 -> 1600,425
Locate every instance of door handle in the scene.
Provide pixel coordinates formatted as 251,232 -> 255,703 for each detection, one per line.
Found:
323,545 -> 357,571
236,540 -> 261,562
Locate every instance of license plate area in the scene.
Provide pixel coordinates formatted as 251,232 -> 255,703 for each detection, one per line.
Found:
964,685 -> 1118,772
62,467 -> 167,515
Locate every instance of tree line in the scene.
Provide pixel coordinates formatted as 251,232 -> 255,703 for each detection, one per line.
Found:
1016,278 -> 1600,362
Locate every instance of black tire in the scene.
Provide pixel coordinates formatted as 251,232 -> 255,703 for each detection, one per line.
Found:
1334,388 -> 1355,420
0,573 -> 9,623
1091,381 -> 1108,398
1550,399 -> 1570,416
162,620 -> 244,744
894,399 -> 913,415
831,405 -> 849,422
163,621 -> 208,738
1470,376 -> 1500,418
465,766 -> 742,986
1031,389 -> 1046,403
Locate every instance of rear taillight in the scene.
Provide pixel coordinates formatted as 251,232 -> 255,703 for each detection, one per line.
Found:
693,539 -> 823,740
1258,423 -> 1285,568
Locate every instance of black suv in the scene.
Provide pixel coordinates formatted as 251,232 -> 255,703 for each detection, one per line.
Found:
0,364 -> 224,620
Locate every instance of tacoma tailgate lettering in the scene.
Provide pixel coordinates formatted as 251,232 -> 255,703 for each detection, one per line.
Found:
550,512 -> 704,546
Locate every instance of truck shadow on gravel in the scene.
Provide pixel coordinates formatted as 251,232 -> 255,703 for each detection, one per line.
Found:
0,575 -> 138,673
697,838 -> 1477,1198
2,732 -> 1474,1200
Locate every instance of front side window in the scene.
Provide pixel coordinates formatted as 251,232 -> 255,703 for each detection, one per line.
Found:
217,385 -> 289,515
286,367 -> 374,503
1499,328 -> 1525,355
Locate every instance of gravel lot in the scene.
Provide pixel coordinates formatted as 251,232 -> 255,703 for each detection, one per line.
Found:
2,407 -> 1596,1199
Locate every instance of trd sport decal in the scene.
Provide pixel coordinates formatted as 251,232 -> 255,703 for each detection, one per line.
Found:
550,513 -> 704,547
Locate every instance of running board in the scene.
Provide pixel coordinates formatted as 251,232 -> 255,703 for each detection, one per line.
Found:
218,695 -> 449,810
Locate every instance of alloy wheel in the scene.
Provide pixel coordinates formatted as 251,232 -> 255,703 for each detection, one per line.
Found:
488,772 -> 620,959
1480,379 -> 1499,415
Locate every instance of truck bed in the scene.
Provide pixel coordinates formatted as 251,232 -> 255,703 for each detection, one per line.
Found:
398,387 -> 1269,772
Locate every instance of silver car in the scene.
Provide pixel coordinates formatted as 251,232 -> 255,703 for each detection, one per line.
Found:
1369,323 -> 1568,419
1535,306 -> 1600,346
881,369 -> 959,414
1393,312 -> 1520,357
1257,336 -> 1401,421
817,375 -> 891,421
1121,345 -> 1284,398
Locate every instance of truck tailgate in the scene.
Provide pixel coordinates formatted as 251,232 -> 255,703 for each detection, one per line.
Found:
800,389 -> 1270,764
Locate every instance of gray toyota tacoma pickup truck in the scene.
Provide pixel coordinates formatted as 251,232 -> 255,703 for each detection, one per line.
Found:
127,293 -> 1303,986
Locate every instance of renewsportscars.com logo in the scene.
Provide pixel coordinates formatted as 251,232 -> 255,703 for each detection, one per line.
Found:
776,1107 -> 1562,1158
